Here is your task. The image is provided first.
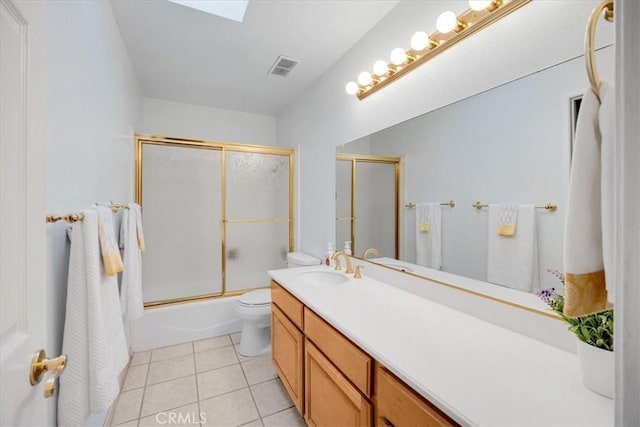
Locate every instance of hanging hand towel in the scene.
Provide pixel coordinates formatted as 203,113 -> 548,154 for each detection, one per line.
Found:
415,203 -> 442,269
496,203 -> 518,236
487,204 -> 538,292
93,205 -> 124,276
563,82 -> 614,317
58,211 -> 129,426
119,203 -> 145,321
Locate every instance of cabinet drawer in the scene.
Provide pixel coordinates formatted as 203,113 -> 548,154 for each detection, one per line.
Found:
271,305 -> 304,414
271,280 -> 303,329
375,365 -> 457,427
305,340 -> 371,427
304,307 -> 372,397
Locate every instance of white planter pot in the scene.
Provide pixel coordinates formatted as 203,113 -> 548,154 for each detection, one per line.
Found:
576,339 -> 614,399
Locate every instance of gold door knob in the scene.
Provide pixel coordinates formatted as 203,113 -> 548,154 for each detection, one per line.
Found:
30,349 -> 67,398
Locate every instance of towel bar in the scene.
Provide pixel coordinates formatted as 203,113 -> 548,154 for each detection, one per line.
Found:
472,202 -> 557,212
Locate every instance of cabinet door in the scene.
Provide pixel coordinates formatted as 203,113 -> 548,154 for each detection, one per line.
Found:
272,305 -> 304,414
375,366 -> 456,427
305,340 -> 371,427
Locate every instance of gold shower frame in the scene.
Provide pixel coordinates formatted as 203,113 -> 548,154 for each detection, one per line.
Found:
336,153 -> 401,258
136,134 -> 295,308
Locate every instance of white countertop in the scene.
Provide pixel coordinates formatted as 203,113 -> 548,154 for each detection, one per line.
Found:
269,265 -> 613,427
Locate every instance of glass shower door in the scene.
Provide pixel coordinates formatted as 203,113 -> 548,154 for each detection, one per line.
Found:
224,150 -> 291,293
140,143 -> 223,304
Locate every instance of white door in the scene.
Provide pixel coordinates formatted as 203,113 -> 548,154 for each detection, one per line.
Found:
1,0 -> 49,425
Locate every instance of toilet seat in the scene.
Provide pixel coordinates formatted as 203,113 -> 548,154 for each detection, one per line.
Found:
237,289 -> 271,307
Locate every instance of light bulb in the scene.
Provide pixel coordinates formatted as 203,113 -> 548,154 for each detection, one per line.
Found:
390,48 -> 407,66
436,11 -> 457,33
469,0 -> 492,11
345,81 -> 359,95
373,60 -> 388,77
411,31 -> 430,51
357,71 -> 372,86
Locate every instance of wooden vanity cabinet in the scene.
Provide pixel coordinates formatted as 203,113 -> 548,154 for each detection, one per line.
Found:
271,279 -> 456,427
271,299 -> 304,414
374,365 -> 457,427
305,340 -> 372,427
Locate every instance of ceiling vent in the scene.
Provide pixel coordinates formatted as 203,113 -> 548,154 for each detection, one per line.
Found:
268,55 -> 299,77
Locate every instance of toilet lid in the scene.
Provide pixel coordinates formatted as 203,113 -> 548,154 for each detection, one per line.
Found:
238,289 -> 271,306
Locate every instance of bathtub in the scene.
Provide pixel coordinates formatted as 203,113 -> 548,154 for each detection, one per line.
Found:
130,296 -> 243,352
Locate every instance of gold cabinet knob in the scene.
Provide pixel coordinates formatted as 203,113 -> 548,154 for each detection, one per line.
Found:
30,349 -> 67,398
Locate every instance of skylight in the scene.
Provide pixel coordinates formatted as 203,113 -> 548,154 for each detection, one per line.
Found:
167,0 -> 250,23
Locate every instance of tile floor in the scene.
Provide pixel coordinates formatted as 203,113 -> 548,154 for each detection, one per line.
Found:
109,333 -> 306,427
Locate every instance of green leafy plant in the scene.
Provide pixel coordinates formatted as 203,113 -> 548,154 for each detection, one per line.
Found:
537,269 -> 613,351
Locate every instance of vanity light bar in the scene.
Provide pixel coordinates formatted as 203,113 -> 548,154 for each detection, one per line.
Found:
346,0 -> 531,100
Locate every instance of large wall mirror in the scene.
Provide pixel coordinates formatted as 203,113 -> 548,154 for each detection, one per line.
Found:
337,43 -> 614,312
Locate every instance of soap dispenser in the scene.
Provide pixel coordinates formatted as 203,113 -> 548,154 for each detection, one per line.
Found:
343,241 -> 352,256
325,242 -> 334,267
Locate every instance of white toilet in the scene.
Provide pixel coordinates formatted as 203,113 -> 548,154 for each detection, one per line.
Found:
236,252 -> 320,357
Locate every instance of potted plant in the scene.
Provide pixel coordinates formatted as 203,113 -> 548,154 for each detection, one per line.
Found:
537,269 -> 614,398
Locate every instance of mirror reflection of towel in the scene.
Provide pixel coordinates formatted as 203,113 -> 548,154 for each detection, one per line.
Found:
487,204 -> 538,292
415,203 -> 441,269
496,203 -> 518,236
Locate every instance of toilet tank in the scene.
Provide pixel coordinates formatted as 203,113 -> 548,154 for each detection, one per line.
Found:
287,252 -> 321,268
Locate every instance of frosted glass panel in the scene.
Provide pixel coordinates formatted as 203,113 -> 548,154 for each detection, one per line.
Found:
226,151 -> 289,219
225,222 -> 289,292
336,160 -> 352,218
355,162 -> 396,258
141,144 -> 222,302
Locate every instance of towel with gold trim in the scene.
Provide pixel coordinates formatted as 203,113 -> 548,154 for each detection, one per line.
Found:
415,203 -> 442,269
417,203 -> 431,232
91,205 -> 124,276
131,203 -> 145,251
496,203 -> 518,236
563,82 -> 614,317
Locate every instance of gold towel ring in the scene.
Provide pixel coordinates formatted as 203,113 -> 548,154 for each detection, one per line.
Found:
585,0 -> 614,101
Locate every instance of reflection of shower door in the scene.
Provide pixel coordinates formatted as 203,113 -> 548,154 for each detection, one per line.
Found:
137,136 -> 294,307
336,154 -> 399,258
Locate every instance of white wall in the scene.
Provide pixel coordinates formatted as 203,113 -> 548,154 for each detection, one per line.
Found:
362,46 -> 613,291
277,0 -> 614,260
32,1 -> 142,423
142,97 -> 277,146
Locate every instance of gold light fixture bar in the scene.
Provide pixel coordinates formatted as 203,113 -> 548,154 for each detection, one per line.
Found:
351,0 -> 531,100
472,201 -> 558,212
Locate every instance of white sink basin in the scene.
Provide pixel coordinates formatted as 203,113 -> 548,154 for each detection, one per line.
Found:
296,270 -> 349,286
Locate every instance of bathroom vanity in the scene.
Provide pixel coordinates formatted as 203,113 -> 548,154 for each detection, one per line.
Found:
269,264 -> 613,426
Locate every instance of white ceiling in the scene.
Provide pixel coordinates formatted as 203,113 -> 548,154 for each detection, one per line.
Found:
110,0 -> 399,116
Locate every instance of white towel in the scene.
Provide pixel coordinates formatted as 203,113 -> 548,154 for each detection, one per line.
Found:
58,210 -> 129,426
93,205 -> 124,276
563,82 -> 614,317
496,203 -> 518,236
415,203 -> 442,269
119,203 -> 144,321
487,204 -> 538,292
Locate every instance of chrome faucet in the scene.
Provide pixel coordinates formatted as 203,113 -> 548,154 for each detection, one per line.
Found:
332,251 -> 354,274
362,247 -> 380,259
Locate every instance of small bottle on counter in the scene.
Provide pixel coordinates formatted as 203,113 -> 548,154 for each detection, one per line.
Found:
343,241 -> 352,256
325,242 -> 334,267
